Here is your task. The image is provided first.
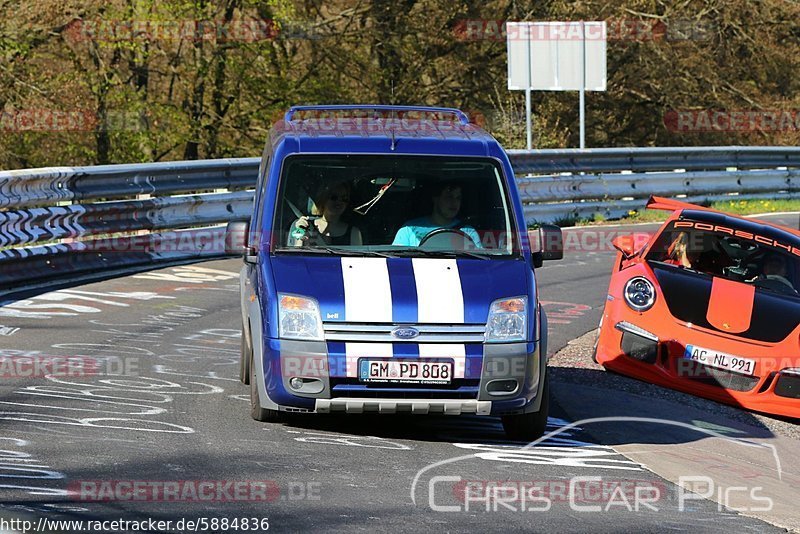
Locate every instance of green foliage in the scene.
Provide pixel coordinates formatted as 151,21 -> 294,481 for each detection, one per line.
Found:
0,0 -> 799,167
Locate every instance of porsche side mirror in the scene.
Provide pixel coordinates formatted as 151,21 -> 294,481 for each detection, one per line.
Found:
612,233 -> 651,258
612,235 -> 636,258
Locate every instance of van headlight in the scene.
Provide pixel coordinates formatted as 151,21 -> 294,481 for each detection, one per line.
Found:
624,277 -> 656,312
278,294 -> 324,341
485,297 -> 527,343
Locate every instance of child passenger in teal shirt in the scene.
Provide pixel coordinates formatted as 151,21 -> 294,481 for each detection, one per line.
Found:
391,182 -> 482,248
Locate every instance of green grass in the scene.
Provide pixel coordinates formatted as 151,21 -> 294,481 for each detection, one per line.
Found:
710,198 -> 800,215
536,198 -> 800,228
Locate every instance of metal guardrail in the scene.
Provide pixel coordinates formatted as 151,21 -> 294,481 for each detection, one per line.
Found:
0,158 -> 258,208
507,146 -> 800,173
0,159 -> 257,292
1,146 -> 799,292
508,147 -> 800,222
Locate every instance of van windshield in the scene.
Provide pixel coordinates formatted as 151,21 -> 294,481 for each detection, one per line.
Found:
272,155 -> 519,257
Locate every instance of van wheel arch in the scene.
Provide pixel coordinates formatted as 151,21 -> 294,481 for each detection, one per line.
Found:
249,351 -> 282,423
239,320 -> 251,384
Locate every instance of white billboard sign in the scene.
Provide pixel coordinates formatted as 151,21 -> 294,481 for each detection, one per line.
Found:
507,21 -> 607,148
507,21 -> 607,91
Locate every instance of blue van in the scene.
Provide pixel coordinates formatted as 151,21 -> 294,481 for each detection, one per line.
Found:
226,105 -> 563,440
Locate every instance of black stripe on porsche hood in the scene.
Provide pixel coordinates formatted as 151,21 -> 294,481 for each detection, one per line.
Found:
652,265 -> 799,343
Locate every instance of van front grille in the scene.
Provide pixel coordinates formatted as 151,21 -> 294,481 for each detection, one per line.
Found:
323,322 -> 485,343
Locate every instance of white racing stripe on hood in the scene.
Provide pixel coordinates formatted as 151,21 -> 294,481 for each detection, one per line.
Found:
411,258 -> 464,323
342,258 -> 393,377
413,259 -> 466,379
342,258 -> 392,322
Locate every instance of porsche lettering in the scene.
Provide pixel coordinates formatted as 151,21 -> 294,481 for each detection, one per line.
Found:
673,220 -> 800,256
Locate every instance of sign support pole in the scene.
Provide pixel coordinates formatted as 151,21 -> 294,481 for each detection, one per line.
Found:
525,27 -> 533,150
526,88 -> 532,150
579,21 -> 586,149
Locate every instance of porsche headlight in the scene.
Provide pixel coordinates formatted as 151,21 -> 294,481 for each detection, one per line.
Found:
278,293 -> 324,341
623,277 -> 656,312
485,297 -> 528,342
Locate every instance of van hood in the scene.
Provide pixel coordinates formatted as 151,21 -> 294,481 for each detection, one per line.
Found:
270,255 -> 530,325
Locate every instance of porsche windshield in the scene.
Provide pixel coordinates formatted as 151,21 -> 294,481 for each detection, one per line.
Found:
646,220 -> 800,297
272,155 -> 517,257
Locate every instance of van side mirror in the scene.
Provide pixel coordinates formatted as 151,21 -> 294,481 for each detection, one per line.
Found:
225,221 -> 256,262
529,224 -> 564,268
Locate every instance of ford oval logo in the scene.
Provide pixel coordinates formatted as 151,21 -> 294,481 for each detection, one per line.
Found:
391,327 -> 419,340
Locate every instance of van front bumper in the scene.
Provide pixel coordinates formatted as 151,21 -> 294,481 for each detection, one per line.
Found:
315,398 -> 492,415
262,338 -> 543,416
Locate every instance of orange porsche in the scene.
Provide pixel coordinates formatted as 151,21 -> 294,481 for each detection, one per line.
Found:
595,196 -> 800,418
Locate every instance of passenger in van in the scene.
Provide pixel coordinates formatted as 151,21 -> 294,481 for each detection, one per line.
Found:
289,181 -> 363,246
392,181 -> 481,247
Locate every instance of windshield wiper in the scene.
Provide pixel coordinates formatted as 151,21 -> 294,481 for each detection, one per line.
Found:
274,247 -> 392,258
276,246 -> 504,260
382,248 -> 494,260
448,250 -> 495,260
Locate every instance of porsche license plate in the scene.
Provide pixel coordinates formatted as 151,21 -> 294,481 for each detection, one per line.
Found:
358,360 -> 452,384
683,345 -> 756,376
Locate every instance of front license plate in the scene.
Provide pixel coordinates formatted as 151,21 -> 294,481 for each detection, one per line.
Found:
358,360 -> 453,384
683,345 -> 756,376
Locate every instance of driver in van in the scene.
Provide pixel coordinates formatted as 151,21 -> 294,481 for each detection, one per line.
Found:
392,181 -> 481,247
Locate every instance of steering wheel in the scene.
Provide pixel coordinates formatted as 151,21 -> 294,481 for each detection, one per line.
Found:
418,227 -> 472,249
723,249 -> 761,280
726,239 -> 757,252
754,275 -> 797,295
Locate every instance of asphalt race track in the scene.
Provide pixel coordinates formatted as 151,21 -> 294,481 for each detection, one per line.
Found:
0,215 -> 798,533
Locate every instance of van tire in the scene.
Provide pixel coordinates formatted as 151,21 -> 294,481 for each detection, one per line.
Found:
501,378 -> 549,442
250,352 -> 282,423
239,322 -> 251,384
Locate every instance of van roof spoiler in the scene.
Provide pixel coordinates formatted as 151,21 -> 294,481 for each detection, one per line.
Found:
284,105 -> 471,125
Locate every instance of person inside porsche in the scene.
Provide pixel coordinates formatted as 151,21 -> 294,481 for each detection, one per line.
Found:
664,232 -> 694,268
759,254 -> 795,290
